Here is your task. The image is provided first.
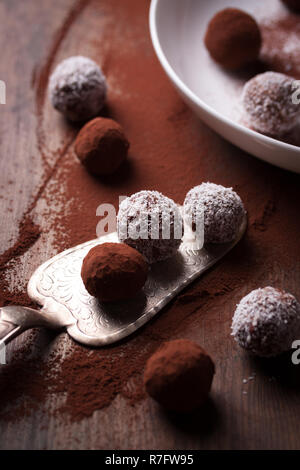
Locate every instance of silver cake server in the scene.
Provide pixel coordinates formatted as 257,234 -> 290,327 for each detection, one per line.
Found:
0,215 -> 247,348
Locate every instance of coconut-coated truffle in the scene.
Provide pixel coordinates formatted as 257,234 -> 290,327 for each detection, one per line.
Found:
232,287 -> 300,357
184,183 -> 245,244
81,243 -> 148,303
117,190 -> 183,264
281,0 -> 300,12
75,117 -> 129,176
144,339 -> 215,412
242,72 -> 299,137
49,56 -> 107,122
204,8 -> 262,70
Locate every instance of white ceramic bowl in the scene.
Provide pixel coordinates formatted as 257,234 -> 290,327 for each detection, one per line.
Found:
149,0 -> 300,173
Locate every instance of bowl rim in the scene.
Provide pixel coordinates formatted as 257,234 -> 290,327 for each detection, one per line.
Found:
149,0 -> 300,155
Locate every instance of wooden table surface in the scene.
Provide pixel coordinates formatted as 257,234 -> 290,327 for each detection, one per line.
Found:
0,0 -> 300,450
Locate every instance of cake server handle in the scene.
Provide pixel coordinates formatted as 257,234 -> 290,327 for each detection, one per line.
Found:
0,306 -> 63,347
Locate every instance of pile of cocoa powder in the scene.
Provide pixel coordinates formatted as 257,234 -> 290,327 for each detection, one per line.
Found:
0,0 -> 300,424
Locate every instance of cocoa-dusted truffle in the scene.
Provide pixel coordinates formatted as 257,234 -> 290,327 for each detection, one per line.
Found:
232,287 -> 300,357
184,183 -> 245,244
81,243 -> 148,303
49,56 -> 107,122
204,8 -> 262,70
144,339 -> 215,412
117,190 -> 183,264
242,72 -> 299,137
281,0 -> 300,12
75,117 -> 129,176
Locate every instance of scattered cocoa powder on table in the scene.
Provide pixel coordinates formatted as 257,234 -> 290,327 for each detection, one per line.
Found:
0,0 -> 300,424
0,216 -> 41,308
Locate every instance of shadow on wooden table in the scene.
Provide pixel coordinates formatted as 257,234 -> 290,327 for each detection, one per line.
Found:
249,351 -> 300,391
159,397 -> 221,437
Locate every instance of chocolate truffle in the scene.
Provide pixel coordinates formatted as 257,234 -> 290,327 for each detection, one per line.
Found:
49,56 -> 107,122
75,117 -> 129,176
242,72 -> 299,137
232,287 -> 300,357
81,243 -> 148,303
184,183 -> 245,244
281,0 -> 300,12
144,339 -> 215,412
204,8 -> 262,70
117,190 -> 183,263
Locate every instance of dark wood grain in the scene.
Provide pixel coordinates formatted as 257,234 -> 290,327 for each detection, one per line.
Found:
0,0 -> 300,450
